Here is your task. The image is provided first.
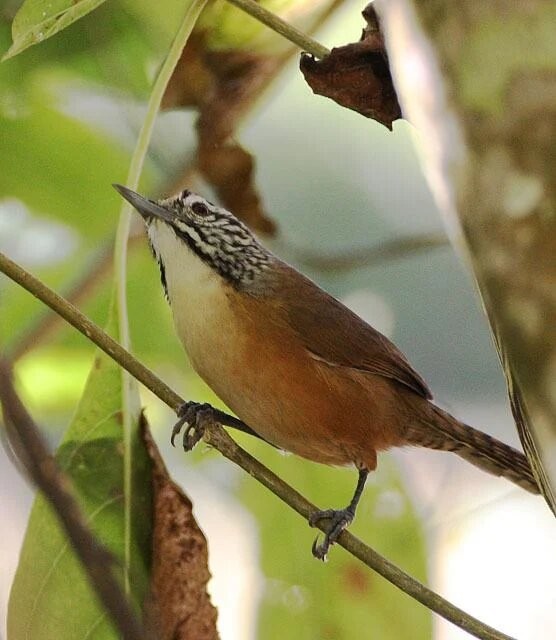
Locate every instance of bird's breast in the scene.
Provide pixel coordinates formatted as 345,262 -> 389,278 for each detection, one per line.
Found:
165,261 -> 396,469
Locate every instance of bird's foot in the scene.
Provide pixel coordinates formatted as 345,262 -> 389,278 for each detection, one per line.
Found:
171,402 -> 216,451
309,507 -> 355,561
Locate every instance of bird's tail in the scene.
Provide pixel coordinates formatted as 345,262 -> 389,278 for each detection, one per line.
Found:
406,403 -> 539,494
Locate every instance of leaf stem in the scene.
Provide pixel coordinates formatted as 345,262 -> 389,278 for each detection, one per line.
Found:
113,0 -> 209,594
223,0 -> 330,59
0,250 -> 515,640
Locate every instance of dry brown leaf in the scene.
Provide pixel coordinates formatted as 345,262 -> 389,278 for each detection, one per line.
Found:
162,34 -> 215,111
197,141 -> 276,234
142,422 -> 219,640
162,33 -> 278,234
300,4 -> 402,130
162,1 -> 347,232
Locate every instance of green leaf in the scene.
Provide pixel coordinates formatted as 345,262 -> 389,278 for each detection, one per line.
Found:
8,302 -> 153,640
238,443 -> 431,639
0,13 -> 156,98
0,106 -> 134,238
2,0 -> 107,61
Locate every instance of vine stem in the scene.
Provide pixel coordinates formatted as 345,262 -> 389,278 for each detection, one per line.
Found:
0,250 -> 515,640
112,0 -> 209,595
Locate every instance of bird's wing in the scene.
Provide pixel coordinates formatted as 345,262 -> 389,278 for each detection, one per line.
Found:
279,266 -> 433,400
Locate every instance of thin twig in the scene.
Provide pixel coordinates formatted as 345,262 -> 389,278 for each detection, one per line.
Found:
1,251 -> 249,436
0,250 -> 515,640
7,235 -> 135,362
0,361 -> 148,640
8,241 -> 114,361
223,0 -> 330,59
292,232 -> 448,272
1,251 -> 183,411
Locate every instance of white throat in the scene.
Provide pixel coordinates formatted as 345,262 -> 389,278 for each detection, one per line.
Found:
148,221 -> 231,363
148,219 -> 221,299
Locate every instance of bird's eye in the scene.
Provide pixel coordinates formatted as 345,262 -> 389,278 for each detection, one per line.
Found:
191,201 -> 209,216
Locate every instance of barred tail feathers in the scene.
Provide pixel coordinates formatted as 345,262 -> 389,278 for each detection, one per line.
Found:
406,404 -> 539,495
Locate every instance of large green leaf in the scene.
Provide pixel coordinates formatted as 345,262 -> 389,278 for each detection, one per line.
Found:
2,0 -> 107,61
0,80 -> 159,354
238,442 -> 431,639
8,304 -> 153,640
0,99 -> 139,236
0,12 -> 156,98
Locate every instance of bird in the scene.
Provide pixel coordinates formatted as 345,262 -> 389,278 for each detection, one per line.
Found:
114,184 -> 539,559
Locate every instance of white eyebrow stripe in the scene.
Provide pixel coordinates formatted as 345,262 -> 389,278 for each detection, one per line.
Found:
173,219 -> 193,234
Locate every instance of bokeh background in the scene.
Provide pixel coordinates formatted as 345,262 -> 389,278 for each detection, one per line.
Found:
1,1 -> 554,638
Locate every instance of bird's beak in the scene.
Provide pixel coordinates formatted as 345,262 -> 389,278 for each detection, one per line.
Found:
113,184 -> 175,224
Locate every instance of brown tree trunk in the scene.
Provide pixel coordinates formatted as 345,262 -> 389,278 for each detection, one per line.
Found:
379,0 -> 556,510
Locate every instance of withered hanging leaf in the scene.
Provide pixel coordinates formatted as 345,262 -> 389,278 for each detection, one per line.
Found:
198,140 -> 277,234
162,34 -> 215,111
161,0 -> 345,234
196,48 -> 279,235
162,33 -> 279,235
143,422 -> 219,640
300,4 -> 402,130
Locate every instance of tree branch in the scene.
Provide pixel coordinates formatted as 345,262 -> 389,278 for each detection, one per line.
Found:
223,0 -> 330,59
204,425 -> 515,640
8,230 -> 140,362
292,232 -> 448,272
0,360 -> 148,640
1,250 -> 182,411
0,249 -> 515,640
378,0 -> 556,512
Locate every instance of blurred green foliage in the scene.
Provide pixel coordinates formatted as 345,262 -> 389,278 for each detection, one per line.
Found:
239,441 -> 430,639
1,1 -> 431,638
8,307 -> 152,640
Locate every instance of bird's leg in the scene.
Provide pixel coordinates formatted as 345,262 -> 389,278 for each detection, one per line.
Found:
171,401 -> 270,450
309,467 -> 369,560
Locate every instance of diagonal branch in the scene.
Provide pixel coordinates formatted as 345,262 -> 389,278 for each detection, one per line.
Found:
223,0 -> 330,59
204,425 -> 516,640
292,232 -> 448,272
0,360 -> 148,640
0,250 -> 515,640
7,235 -> 138,362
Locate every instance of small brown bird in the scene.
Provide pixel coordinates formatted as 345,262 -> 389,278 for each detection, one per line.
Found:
115,184 -> 539,559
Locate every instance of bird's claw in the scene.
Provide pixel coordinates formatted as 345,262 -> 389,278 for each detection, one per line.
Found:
171,402 -> 215,451
309,507 -> 355,561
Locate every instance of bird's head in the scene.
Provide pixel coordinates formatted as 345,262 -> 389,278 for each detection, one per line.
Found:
114,185 -> 272,293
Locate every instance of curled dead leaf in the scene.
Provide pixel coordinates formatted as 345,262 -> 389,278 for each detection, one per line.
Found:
300,4 -> 402,130
162,34 -> 278,234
